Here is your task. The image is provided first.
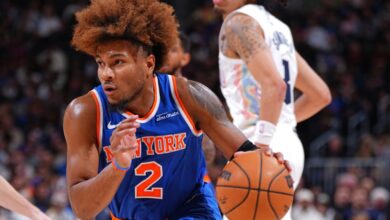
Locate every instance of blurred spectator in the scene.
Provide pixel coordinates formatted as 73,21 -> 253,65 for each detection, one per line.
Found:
325,133 -> 346,158
370,187 -> 389,219
292,189 -> 323,220
46,190 -> 74,220
337,172 -> 359,189
316,193 -> 336,220
36,5 -> 62,38
355,134 -> 377,158
333,186 -> 351,219
344,187 -> 385,220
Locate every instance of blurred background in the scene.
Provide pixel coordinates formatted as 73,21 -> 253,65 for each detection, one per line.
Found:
0,0 -> 389,219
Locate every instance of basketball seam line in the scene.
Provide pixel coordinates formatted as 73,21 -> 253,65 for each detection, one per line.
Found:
252,151 -> 262,220
224,160 -> 251,215
215,185 -> 294,196
267,168 -> 287,220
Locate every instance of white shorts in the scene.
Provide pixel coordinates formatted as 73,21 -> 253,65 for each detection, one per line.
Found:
246,124 -> 305,190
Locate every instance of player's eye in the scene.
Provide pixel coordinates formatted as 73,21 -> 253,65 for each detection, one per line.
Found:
115,60 -> 124,65
96,60 -> 104,67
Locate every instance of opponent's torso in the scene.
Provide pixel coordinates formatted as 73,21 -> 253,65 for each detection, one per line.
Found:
219,4 -> 298,137
91,74 -> 206,219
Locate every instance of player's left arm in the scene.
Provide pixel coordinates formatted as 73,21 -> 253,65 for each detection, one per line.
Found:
175,77 -> 288,170
294,52 -> 332,122
222,14 -> 286,147
0,176 -> 50,220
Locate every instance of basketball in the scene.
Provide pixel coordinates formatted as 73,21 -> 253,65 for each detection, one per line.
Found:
216,151 -> 294,220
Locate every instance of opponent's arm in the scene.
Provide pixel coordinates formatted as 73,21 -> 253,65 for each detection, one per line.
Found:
222,14 -> 286,146
294,52 -> 331,122
175,78 -> 289,169
0,176 -> 50,220
63,94 -> 137,219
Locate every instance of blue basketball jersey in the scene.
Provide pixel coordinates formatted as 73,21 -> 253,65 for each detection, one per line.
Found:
90,74 -> 208,219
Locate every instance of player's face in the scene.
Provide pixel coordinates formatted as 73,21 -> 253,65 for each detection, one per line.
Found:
159,40 -> 186,75
96,40 -> 154,106
213,0 -> 248,16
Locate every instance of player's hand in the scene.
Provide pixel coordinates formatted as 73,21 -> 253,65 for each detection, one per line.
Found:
30,208 -> 51,220
110,115 -> 140,168
234,144 -> 292,173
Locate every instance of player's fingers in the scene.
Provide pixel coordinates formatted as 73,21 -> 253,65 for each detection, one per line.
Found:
273,152 -> 284,164
123,115 -> 139,121
263,148 -> 272,156
254,144 -> 272,156
120,137 -> 127,149
123,135 -> 138,148
233,151 -> 244,158
115,116 -> 139,130
128,135 -> 138,148
116,121 -> 140,131
284,160 -> 293,173
122,135 -> 131,148
116,128 -> 137,138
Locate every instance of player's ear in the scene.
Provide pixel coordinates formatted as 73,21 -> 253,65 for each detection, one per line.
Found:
181,53 -> 191,67
145,54 -> 155,77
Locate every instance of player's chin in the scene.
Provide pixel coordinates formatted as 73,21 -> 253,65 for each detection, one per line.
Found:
213,6 -> 226,15
106,94 -> 124,106
107,97 -> 120,105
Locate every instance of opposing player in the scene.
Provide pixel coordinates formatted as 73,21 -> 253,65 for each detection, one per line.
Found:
159,32 -> 191,77
0,176 -> 51,220
214,0 -> 331,219
63,0 -> 290,219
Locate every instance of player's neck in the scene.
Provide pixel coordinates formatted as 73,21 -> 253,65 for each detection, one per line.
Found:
124,76 -> 156,118
174,69 -> 183,77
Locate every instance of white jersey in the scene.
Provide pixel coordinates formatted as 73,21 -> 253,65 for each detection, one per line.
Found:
219,6 -> 304,220
219,4 -> 298,139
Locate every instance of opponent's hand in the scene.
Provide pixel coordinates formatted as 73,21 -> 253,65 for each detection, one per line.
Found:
30,208 -> 51,220
110,115 -> 140,168
234,145 -> 292,173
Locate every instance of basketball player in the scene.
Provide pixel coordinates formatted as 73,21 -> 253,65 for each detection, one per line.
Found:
159,32 -> 191,77
63,0 -> 290,219
214,0 -> 332,219
0,176 -> 51,220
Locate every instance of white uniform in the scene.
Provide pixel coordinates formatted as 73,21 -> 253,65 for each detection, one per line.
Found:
219,4 -> 304,220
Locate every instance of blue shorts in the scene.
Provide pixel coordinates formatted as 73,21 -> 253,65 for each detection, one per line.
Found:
169,182 -> 222,220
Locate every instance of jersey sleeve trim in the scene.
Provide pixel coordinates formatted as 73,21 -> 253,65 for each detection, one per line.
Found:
168,75 -> 203,137
90,89 -> 103,149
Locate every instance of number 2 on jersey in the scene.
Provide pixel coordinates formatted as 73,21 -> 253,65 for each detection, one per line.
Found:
135,162 -> 163,199
282,59 -> 292,104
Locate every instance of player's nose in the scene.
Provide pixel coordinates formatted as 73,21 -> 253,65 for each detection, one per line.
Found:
101,66 -> 115,80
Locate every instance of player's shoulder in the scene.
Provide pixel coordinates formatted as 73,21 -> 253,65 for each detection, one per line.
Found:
224,13 -> 255,30
222,12 -> 263,40
64,92 -> 97,121
174,75 -> 210,98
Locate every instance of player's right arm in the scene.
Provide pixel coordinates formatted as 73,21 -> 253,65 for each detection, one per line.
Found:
294,52 -> 332,122
63,93 -> 138,219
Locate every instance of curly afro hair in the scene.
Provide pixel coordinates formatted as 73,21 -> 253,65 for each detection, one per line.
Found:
71,0 -> 178,70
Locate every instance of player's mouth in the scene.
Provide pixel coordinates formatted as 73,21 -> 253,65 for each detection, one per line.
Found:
103,84 -> 118,96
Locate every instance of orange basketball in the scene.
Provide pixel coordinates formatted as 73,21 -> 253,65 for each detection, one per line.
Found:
216,151 -> 294,220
